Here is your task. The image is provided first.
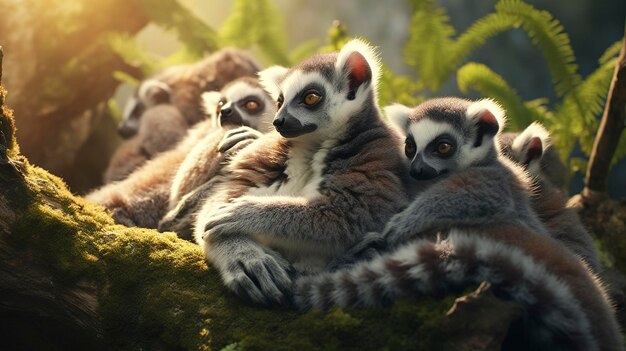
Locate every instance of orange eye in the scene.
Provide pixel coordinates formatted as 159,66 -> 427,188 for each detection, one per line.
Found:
244,100 -> 259,110
437,142 -> 453,154
276,94 -> 284,111
303,92 -> 321,106
216,100 -> 225,114
405,138 -> 417,159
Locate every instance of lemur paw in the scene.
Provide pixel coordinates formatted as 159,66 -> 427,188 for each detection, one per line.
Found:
327,232 -> 387,271
218,127 -> 263,153
221,248 -> 295,306
111,208 -> 137,227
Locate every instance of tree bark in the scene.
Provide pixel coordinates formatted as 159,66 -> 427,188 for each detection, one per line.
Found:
583,28 -> 626,199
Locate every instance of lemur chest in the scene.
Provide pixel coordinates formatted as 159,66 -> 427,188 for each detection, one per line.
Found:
246,144 -> 330,198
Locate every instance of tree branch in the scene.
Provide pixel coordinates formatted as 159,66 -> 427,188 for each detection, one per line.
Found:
583,26 -> 626,198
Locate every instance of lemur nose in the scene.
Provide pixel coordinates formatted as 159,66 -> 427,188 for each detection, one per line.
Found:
273,117 -> 285,127
221,107 -> 233,117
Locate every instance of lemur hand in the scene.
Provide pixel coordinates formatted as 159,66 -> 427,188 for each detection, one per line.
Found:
209,238 -> 296,306
326,232 -> 387,271
218,127 -> 263,153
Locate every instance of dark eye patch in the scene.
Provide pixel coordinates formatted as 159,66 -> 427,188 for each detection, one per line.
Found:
238,95 -> 264,115
296,83 -> 326,110
426,133 -> 457,159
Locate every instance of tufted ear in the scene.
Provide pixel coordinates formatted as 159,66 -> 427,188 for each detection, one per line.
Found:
139,79 -> 171,105
201,91 -> 224,128
335,39 -> 381,100
512,122 -> 551,174
384,104 -> 412,132
466,99 -> 506,147
258,65 -> 288,100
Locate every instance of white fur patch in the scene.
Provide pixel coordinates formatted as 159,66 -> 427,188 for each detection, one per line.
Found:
465,98 -> 507,133
138,79 -> 171,106
258,65 -> 289,100
201,91 -> 223,128
334,38 -> 382,96
512,121 -> 551,176
407,119 -> 459,158
384,103 -> 412,133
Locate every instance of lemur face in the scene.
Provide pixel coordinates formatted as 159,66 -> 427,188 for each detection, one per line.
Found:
259,39 -> 381,139
201,77 -> 275,133
385,98 -> 505,181
119,79 -> 172,138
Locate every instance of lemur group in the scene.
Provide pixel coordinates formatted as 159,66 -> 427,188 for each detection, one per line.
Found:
86,40 -> 623,350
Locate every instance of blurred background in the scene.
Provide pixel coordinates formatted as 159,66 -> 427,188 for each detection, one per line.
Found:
0,0 -> 624,196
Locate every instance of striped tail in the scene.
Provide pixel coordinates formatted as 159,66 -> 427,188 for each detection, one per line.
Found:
294,230 -> 619,351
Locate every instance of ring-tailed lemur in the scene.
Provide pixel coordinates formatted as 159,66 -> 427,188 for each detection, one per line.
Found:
158,77 -> 275,239
294,98 -> 622,351
499,123 -> 601,273
119,48 -> 260,138
86,77 -> 274,229
104,104 -> 188,183
194,39 -> 412,306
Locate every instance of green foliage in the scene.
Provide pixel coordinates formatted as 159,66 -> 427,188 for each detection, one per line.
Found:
219,0 -> 290,65
401,0 -> 623,174
0,86 -> 18,158
457,62 -> 545,131
137,0 -> 219,57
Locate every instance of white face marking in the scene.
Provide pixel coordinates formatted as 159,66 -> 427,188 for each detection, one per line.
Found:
222,82 -> 275,133
407,119 -> 459,159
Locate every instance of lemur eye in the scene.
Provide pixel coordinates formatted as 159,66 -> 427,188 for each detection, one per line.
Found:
405,138 -> 417,159
244,100 -> 259,110
436,142 -> 454,155
276,94 -> 284,111
303,92 -> 321,106
216,99 -> 226,114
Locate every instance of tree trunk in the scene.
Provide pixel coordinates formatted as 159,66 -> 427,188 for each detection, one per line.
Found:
583,28 -> 626,200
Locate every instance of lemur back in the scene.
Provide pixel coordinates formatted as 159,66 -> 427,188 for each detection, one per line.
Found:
499,123 -> 601,273
294,98 -> 622,351
86,77 -> 274,229
195,39 -> 411,306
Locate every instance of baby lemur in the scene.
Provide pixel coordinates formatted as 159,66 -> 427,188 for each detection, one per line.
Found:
294,98 -> 622,351
499,123 -> 601,273
86,77 -> 274,229
194,39 -> 411,306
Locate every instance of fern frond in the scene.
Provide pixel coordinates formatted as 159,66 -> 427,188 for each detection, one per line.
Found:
404,0 -> 455,91
457,62 -> 545,130
599,39 -> 624,64
219,0 -> 290,65
495,0 -> 582,99
378,67 -> 424,108
452,13 -> 518,70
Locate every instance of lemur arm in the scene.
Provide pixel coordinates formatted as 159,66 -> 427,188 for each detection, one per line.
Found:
201,169 -> 407,249
382,166 -> 517,248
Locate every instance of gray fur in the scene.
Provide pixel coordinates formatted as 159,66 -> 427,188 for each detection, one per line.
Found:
87,78 -> 272,230
196,39 -> 411,306
293,99 -> 622,351
500,127 -> 601,273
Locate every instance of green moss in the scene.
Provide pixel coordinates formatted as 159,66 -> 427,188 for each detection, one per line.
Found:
0,86 -> 19,158
6,158 -> 455,350
581,200 -> 626,273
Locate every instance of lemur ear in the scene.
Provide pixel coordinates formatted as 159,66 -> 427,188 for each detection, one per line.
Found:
335,39 -> 381,100
512,122 -> 551,173
384,104 -> 412,132
201,91 -> 224,127
466,99 -> 506,147
139,79 -> 171,105
258,65 -> 288,100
